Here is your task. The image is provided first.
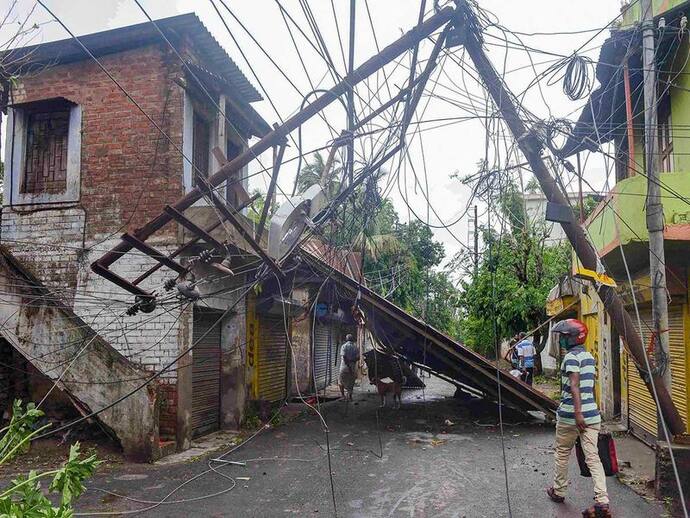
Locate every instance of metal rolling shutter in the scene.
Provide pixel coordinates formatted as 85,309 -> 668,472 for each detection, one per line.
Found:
628,305 -> 687,442
257,315 -> 288,401
313,322 -> 331,391
331,331 -> 341,385
192,310 -> 221,438
668,306 -> 688,431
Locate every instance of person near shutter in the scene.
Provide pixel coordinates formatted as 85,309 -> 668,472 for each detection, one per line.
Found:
546,319 -> 611,518
338,334 -> 359,401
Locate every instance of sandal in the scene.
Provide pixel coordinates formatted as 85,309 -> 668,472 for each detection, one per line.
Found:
582,504 -> 612,518
546,487 -> 565,503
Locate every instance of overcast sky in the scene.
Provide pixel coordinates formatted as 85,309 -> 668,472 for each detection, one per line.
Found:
1,0 -> 623,265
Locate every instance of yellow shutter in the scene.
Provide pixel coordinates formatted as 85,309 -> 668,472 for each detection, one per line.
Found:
627,305 -> 687,443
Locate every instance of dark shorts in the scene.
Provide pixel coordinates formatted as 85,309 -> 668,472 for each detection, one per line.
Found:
522,367 -> 534,385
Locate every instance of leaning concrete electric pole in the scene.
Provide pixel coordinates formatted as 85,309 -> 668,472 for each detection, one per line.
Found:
457,2 -> 685,434
641,0 -> 673,395
347,0 -> 356,186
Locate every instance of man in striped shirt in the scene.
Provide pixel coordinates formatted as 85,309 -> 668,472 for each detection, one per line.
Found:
546,319 -> 611,517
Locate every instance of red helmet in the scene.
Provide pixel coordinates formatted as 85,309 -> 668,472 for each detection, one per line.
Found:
552,318 -> 587,347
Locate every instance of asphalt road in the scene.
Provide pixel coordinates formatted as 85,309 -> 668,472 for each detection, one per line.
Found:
76,378 -> 665,517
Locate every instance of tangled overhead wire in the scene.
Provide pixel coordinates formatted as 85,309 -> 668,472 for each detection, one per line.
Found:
533,117 -> 573,155
546,53 -> 594,100
460,161 -> 503,203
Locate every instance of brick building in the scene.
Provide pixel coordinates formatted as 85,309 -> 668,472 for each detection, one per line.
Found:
0,14 -> 270,459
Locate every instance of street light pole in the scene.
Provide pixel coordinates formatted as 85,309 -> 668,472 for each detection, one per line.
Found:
641,0 -> 673,394
347,0 -> 356,187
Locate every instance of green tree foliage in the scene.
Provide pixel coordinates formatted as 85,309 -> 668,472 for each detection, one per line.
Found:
582,194 -> 600,220
0,400 -> 43,462
453,183 -> 571,358
252,152 -> 464,338
246,188 -> 280,227
296,152 -> 342,199
293,152 -> 462,336
363,219 -> 461,337
0,400 -> 100,517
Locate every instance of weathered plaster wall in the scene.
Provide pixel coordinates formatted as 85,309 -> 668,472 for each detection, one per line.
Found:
0,252 -> 160,460
585,173 -> 690,255
622,0 -> 688,27
0,45 -> 190,450
289,287 -> 312,396
1,208 -> 87,303
579,284 -> 616,419
194,266 -> 249,433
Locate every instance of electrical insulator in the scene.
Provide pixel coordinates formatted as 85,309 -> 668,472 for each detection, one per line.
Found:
199,249 -> 213,264
176,281 -> 200,300
136,295 -> 157,314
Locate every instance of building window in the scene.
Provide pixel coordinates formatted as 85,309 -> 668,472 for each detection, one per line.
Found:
192,112 -> 211,187
226,139 -> 243,207
23,107 -> 70,194
4,97 -> 81,206
614,136 -> 629,182
183,91 -> 248,205
659,96 -> 673,173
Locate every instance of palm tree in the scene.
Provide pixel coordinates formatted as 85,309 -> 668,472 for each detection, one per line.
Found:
297,152 -> 343,199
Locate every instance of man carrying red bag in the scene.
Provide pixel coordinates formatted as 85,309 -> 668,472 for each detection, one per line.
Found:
546,319 -> 612,518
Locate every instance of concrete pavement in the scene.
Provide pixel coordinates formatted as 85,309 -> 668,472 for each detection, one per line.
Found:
76,378 -> 666,517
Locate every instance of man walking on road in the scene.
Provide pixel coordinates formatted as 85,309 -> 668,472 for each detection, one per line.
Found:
546,319 -> 611,518
516,332 -> 536,385
338,334 -> 359,401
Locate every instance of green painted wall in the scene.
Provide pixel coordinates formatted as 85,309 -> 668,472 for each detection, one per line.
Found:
622,0 -> 688,26
587,173 -> 690,252
593,0 -> 690,257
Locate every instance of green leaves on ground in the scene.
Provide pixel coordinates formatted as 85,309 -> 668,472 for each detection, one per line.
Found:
0,400 -> 99,518
0,400 -> 44,463
49,444 -> 99,508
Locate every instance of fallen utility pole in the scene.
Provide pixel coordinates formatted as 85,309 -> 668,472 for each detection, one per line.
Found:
461,9 -> 685,435
641,0 -> 673,395
347,0 -> 356,187
93,6 -> 456,295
